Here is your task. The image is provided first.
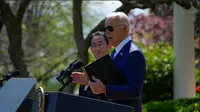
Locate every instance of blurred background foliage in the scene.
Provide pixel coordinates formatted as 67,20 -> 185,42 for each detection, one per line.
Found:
139,42 -> 174,103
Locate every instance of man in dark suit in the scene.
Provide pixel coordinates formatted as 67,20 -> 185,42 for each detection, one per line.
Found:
72,12 -> 146,112
89,12 -> 146,112
72,31 -> 110,98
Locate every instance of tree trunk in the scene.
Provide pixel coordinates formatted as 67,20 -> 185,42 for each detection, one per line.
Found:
6,19 -> 29,77
73,0 -> 88,65
0,20 -> 3,32
0,0 -> 31,77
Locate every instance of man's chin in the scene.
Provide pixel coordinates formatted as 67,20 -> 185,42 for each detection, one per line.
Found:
96,54 -> 105,59
109,41 -> 114,46
109,41 -> 117,47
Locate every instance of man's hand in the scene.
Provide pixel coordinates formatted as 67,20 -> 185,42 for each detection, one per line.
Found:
71,72 -> 89,86
90,76 -> 106,94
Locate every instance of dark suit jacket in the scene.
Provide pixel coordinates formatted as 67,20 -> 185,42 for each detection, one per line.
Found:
79,85 -> 86,96
79,85 -> 99,99
105,40 -> 146,112
79,40 -> 145,112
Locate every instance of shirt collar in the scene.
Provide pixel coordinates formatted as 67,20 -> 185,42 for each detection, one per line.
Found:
114,36 -> 132,57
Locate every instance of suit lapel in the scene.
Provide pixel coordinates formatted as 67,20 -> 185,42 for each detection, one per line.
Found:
112,40 -> 132,67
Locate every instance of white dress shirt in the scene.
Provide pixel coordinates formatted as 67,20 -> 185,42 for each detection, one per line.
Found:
113,36 -> 132,59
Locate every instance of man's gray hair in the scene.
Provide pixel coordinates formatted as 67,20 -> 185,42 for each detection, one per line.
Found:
107,12 -> 131,30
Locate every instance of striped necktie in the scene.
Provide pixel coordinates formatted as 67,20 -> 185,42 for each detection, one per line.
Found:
110,49 -> 116,59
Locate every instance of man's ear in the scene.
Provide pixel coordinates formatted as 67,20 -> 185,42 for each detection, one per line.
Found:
124,24 -> 128,31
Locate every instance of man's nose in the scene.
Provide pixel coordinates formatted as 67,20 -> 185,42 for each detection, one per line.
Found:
96,46 -> 100,50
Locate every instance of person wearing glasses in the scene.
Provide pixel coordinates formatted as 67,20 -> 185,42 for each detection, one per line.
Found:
72,12 -> 146,112
72,31 -> 110,99
88,12 -> 146,112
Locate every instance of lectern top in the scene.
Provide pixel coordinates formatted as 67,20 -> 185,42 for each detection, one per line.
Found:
0,78 -> 36,112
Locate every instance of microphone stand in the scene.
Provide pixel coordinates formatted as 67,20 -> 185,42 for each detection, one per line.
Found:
58,77 -> 73,92
0,81 -> 2,88
0,77 -> 4,88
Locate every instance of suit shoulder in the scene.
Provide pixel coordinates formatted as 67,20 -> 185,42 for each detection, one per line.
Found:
129,43 -> 146,66
129,42 -> 143,54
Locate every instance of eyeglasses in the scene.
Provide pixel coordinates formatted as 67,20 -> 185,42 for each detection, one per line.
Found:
103,24 -> 124,32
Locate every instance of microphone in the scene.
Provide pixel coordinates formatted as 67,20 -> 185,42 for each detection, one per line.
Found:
56,60 -> 84,84
0,69 -> 20,82
56,59 -> 78,80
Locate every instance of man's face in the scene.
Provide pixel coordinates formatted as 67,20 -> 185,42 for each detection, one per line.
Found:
90,36 -> 109,59
105,17 -> 124,47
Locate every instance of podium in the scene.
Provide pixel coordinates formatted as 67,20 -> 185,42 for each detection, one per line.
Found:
42,92 -> 135,112
0,78 -> 36,112
0,78 -> 135,112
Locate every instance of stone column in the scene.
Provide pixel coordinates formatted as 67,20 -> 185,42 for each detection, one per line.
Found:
173,3 -> 197,99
